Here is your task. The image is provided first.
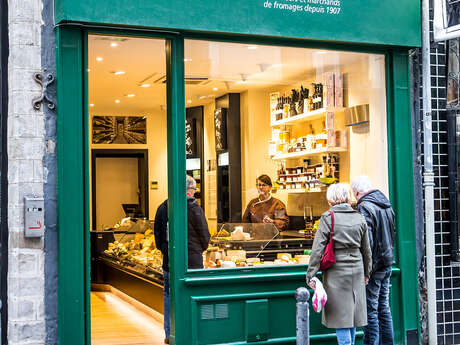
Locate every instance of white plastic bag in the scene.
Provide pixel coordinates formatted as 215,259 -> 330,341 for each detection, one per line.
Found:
311,277 -> 327,313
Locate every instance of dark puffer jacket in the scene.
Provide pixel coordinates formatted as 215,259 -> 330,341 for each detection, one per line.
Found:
356,190 -> 395,273
187,196 -> 210,269
154,198 -> 210,270
154,200 -> 169,271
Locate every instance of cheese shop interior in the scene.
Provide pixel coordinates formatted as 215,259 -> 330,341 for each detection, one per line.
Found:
87,34 -> 389,340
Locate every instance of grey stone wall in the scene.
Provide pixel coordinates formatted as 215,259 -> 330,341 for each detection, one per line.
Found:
7,1 -> 46,344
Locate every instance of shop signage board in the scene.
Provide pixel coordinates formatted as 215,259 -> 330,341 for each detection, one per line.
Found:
55,0 -> 421,47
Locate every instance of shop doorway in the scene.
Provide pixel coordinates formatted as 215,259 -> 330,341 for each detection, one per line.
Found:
91,149 -> 149,230
87,34 -> 168,345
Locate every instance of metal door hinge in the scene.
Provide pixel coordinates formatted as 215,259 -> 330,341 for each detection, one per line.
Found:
32,72 -> 55,111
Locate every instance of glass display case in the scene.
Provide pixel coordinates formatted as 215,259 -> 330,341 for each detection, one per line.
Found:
205,223 -> 312,268
92,218 -> 164,285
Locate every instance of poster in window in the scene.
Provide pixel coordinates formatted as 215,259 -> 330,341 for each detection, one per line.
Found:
92,116 -> 146,144
186,118 -> 197,157
214,108 -> 227,152
434,0 -> 460,41
448,39 -> 460,108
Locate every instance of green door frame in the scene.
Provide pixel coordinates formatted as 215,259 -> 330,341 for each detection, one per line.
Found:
56,25 -> 419,345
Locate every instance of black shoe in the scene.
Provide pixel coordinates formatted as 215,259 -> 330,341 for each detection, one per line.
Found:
164,338 -> 169,344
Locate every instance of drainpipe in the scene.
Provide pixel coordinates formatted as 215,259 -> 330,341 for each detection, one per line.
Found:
421,0 -> 437,343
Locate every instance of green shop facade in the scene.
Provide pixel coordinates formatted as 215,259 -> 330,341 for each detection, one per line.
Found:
55,1 -> 421,344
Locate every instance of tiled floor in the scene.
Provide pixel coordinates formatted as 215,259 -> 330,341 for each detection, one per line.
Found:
91,292 -> 165,345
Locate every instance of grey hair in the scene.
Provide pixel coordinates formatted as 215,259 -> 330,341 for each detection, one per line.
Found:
350,175 -> 372,194
326,183 -> 351,206
186,175 -> 196,190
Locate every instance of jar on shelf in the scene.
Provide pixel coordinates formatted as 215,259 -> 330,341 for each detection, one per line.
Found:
281,130 -> 290,143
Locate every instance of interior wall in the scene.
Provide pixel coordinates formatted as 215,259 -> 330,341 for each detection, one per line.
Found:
344,55 -> 389,195
203,102 -> 217,233
95,157 -> 139,229
241,89 -> 285,208
89,110 -> 168,229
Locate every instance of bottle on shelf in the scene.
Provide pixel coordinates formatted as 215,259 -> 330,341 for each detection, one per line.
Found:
283,94 -> 290,119
290,89 -> 299,117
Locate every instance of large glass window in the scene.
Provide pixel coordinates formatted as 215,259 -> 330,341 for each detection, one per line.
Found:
184,40 -> 388,270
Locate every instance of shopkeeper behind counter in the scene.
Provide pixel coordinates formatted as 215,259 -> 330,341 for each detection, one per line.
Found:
242,175 -> 289,231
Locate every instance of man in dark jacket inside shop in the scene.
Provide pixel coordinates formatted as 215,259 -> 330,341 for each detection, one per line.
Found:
351,176 -> 395,345
154,175 -> 210,344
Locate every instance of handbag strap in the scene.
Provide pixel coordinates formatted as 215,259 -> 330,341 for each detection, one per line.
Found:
329,210 -> 335,244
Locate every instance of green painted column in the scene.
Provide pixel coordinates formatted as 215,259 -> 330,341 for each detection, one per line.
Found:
56,26 -> 87,345
166,36 -> 187,345
388,49 -> 420,344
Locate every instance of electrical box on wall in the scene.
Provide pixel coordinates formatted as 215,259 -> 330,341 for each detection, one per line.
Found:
24,196 -> 44,238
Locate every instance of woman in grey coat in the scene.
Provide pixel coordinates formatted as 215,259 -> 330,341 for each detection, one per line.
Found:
306,183 -> 372,345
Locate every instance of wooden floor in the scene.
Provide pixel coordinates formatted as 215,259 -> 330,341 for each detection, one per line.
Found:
91,292 -> 165,345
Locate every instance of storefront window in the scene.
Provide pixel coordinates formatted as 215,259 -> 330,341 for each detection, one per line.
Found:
184,40 -> 389,270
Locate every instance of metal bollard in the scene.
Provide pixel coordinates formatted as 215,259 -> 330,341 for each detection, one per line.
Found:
296,287 -> 310,345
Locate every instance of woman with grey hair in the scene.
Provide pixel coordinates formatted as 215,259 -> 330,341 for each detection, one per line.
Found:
306,183 -> 372,345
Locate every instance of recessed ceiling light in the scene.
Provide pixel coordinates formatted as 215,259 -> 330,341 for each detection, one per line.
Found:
115,99 -> 120,104
87,68 -> 91,72
90,104 -> 94,107
126,94 -> 135,98
96,57 -> 103,62
187,100 -> 192,104
199,95 -> 206,100
114,71 -> 125,75
140,83 -> 151,88
247,45 -> 258,50
184,58 -> 192,62
212,87 -> 218,91
110,42 -> 118,47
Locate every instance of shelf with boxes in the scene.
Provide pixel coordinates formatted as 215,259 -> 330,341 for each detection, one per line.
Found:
268,72 -> 347,160
276,155 -> 340,192
271,147 -> 346,160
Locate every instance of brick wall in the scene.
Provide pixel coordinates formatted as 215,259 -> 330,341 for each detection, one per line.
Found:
7,1 -> 46,344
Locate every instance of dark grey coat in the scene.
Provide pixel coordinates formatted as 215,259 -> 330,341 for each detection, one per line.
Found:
306,203 -> 372,329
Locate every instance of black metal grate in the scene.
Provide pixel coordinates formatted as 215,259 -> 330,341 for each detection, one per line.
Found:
419,4 -> 460,343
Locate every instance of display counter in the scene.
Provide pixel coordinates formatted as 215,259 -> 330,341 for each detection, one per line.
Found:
205,223 -> 313,268
90,219 -> 165,313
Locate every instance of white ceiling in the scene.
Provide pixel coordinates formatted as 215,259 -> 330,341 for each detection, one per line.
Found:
88,35 -> 371,116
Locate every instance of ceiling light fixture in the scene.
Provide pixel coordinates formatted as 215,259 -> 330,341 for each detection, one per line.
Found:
126,94 -> 135,98
96,57 -> 103,62
187,100 -> 192,104
199,95 -> 206,100
212,87 -> 218,91
237,74 -> 248,84
115,99 -> 120,104
114,71 -> 125,75
90,104 -> 94,107
87,68 -> 91,72
110,42 -> 118,47
140,83 -> 151,88
184,58 -> 192,62
247,45 -> 258,50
